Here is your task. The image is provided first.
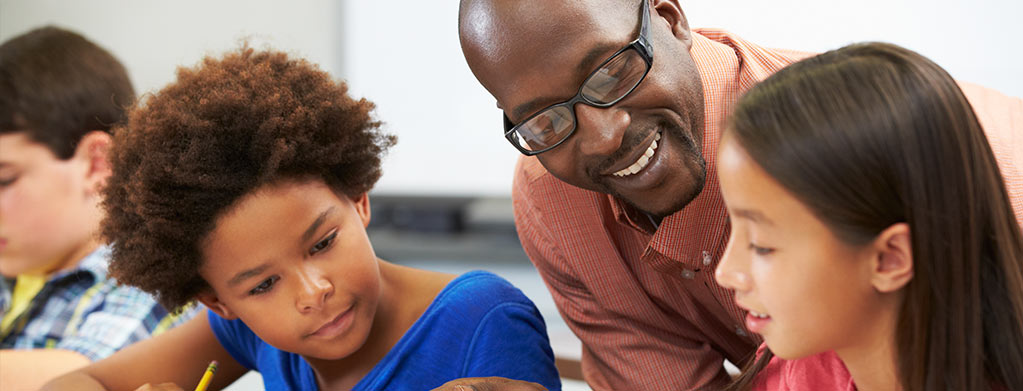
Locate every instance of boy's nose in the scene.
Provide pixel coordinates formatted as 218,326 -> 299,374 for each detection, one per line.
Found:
296,268 -> 334,313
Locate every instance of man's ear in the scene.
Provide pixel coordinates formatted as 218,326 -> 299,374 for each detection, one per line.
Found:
196,290 -> 238,320
652,0 -> 692,47
869,223 -> 914,293
72,131 -> 113,196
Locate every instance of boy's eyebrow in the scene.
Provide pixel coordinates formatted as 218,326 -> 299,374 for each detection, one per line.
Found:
733,208 -> 775,226
227,207 -> 338,288
228,264 -> 270,287
302,206 -> 336,242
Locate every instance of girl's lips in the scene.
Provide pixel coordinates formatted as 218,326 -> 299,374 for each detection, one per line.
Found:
745,311 -> 772,334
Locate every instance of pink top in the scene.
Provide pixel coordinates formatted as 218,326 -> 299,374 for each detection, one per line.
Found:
753,348 -> 856,391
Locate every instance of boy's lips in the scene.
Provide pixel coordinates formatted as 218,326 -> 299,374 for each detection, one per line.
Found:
307,304 -> 355,338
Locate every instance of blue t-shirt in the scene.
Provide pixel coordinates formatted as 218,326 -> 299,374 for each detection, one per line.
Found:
208,270 -> 561,391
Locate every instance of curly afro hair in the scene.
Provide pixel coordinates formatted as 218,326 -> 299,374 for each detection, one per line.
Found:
102,46 -> 395,311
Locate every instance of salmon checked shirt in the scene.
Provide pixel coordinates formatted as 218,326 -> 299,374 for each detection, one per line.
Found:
512,29 -> 1023,391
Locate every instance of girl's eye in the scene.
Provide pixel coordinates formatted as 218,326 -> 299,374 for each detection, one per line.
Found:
249,275 -> 279,296
749,243 -> 775,256
310,231 -> 338,255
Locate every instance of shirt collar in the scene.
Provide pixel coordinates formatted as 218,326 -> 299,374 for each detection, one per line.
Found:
608,30 -> 741,229
0,245 -> 110,310
48,244 -> 111,284
606,30 -> 750,268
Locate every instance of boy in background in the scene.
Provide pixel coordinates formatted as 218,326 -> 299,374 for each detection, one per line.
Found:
0,26 -> 193,390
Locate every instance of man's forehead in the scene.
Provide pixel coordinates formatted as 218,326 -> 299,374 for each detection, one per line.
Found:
461,0 -> 635,58
461,0 -> 639,117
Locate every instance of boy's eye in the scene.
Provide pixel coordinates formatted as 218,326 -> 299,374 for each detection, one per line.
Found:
748,243 -> 775,256
0,175 -> 19,187
310,231 -> 337,255
249,275 -> 279,295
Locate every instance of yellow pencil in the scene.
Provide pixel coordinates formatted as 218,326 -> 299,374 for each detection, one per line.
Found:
194,360 -> 218,391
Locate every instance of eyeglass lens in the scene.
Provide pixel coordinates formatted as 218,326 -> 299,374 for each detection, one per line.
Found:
515,49 -> 647,152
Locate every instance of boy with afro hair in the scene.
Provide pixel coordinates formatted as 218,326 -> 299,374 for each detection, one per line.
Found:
43,46 -> 561,391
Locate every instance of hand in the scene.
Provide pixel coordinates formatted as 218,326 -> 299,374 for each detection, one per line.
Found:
132,382 -> 185,391
431,377 -> 548,391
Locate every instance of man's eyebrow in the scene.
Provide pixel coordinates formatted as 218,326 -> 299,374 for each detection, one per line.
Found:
509,42 -> 621,121
302,206 -> 336,242
733,208 -> 775,226
227,264 -> 271,287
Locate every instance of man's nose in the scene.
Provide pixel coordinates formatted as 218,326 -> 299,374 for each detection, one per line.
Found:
573,103 -> 631,157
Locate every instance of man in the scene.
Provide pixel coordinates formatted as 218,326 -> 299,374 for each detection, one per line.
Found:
0,26 -> 194,390
447,0 -> 1023,390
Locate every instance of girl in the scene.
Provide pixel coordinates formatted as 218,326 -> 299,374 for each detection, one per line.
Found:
43,47 -> 560,391
714,42 -> 1023,390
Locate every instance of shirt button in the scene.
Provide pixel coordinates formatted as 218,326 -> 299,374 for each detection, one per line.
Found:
735,325 -> 748,337
681,269 -> 696,279
702,250 -> 712,266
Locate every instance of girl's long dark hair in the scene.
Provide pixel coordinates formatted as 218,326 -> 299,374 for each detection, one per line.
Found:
725,42 -> 1023,391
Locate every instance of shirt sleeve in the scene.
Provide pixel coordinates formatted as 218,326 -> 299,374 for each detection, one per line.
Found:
958,82 -> 1023,227
463,301 -> 561,391
55,284 -> 190,361
207,309 -> 259,370
512,158 -> 733,391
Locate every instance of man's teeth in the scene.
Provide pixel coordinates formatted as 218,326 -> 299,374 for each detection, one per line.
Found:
613,132 -> 661,177
750,311 -> 770,319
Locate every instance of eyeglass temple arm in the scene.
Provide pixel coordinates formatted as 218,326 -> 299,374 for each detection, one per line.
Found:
503,113 -> 515,133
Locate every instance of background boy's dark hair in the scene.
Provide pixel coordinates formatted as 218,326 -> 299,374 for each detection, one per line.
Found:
0,26 -> 135,158
102,46 -> 396,311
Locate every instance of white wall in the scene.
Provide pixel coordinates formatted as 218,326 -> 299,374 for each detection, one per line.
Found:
2,0 -> 1021,197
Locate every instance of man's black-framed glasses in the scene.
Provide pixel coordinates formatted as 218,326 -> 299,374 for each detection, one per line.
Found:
502,0 -> 654,156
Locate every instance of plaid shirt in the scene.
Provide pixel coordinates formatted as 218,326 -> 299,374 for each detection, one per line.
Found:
0,245 -> 195,361
513,29 -> 1023,391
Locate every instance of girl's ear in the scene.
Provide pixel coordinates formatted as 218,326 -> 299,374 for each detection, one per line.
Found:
196,290 -> 238,320
869,223 -> 914,293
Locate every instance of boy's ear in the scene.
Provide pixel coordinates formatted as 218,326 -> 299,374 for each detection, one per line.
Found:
869,223 -> 914,293
196,290 -> 238,320
73,131 -> 113,196
352,192 -> 371,228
